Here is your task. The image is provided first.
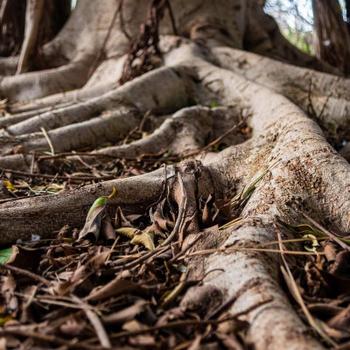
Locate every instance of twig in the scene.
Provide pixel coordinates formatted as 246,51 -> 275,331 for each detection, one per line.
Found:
108,299 -> 272,340
0,167 -> 114,182
40,127 -> 55,155
302,212 -> 350,251
183,246 -> 325,258
161,271 -> 188,307
116,172 -> 187,270
122,111 -> 150,144
2,264 -> 50,286
276,226 -> 336,347
17,292 -> 100,311
37,150 -> 169,162
165,0 -> 177,35
0,328 -> 98,349
73,296 -> 111,349
170,232 -> 203,262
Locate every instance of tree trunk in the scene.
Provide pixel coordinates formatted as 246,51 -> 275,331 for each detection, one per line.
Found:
346,0 -> 350,29
0,0 -> 71,75
1,0 -> 350,349
0,0 -> 26,57
312,0 -> 350,74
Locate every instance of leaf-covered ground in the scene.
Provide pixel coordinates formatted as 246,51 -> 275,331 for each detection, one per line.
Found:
0,155 -> 249,349
1,125 -> 350,349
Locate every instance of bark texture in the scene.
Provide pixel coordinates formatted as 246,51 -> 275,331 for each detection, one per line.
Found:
312,0 -> 350,74
0,1 -> 350,349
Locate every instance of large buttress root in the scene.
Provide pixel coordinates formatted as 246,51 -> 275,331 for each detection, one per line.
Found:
212,47 -> 350,144
1,58 -> 349,349
180,59 -> 350,349
0,66 -> 191,160
16,0 -> 44,74
0,105 -> 244,171
1,4 -> 350,348
0,168 -> 172,244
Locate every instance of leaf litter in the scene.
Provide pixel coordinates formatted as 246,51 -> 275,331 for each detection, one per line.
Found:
276,214 -> 350,347
1,119 -> 345,348
0,167 -> 247,350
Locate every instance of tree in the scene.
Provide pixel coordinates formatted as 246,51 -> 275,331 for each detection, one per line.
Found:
0,0 -> 70,74
0,0 -> 26,58
0,0 -> 350,349
312,0 -> 350,74
346,0 -> 350,29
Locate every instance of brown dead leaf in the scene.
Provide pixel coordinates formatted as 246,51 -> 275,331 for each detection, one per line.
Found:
329,251 -> 350,277
123,319 -> 147,332
60,316 -> 87,336
51,264 -> 87,296
86,271 -> 142,301
103,300 -> 148,325
101,216 -> 116,241
88,247 -> 110,270
1,275 -> 18,315
114,206 -> 133,228
129,334 -> 156,347
7,246 -> 42,271
78,203 -> 106,241
216,333 -> 244,350
328,305 -> 350,332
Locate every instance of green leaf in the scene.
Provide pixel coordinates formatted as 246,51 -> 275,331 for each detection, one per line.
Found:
78,187 -> 117,241
86,196 -> 108,220
0,247 -> 13,265
303,234 -> 319,252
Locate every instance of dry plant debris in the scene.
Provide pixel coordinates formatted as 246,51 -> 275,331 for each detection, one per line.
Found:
0,116 -> 349,349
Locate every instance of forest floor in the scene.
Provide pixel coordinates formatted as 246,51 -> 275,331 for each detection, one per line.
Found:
1,116 -> 350,349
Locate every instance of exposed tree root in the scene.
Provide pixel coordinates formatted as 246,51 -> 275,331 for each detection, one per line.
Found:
0,56 -> 18,75
1,59 -> 92,102
16,0 -> 44,74
212,47 -> 350,143
0,167 -> 172,244
1,2 -> 350,349
0,105 -> 246,171
1,66 -> 190,138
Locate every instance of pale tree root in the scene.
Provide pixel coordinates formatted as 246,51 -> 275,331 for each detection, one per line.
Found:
16,0 -> 44,74
0,66 -> 192,162
1,55 -> 350,350
181,118 -> 350,350
8,106 -> 141,154
177,61 -> 350,350
212,46 -> 350,145
212,47 -> 350,100
0,105 -> 244,171
0,81 -> 120,129
0,65 -> 190,138
194,60 -> 350,229
0,113 -> 348,350
83,105 -> 244,159
0,168 -> 173,245
0,59 -> 92,102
